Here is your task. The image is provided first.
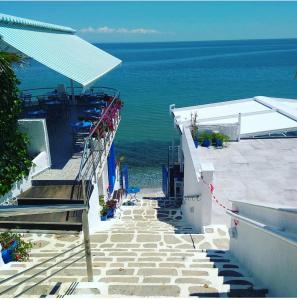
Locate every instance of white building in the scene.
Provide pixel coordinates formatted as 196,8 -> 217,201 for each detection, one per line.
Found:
0,13 -> 123,234
167,96 -> 297,297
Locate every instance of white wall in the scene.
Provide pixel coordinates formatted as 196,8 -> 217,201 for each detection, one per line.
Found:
229,201 -> 297,297
0,119 -> 51,204
18,119 -> 51,165
181,126 -> 214,232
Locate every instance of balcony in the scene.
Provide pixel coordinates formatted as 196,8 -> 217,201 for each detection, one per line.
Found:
19,86 -> 122,182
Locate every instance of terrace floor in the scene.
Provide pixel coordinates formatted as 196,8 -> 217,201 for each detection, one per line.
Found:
33,106 -> 86,181
198,138 -> 297,225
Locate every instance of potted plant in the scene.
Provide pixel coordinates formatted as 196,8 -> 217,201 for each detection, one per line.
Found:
100,206 -> 108,221
0,232 -> 33,264
191,112 -> 199,148
212,132 -> 229,148
199,132 -> 212,147
106,200 -> 117,218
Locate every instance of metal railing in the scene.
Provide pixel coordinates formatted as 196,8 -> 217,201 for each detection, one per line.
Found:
77,89 -> 121,205
0,204 -> 93,297
20,86 -> 119,103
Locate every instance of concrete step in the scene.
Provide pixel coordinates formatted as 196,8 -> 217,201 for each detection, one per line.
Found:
18,184 -> 84,202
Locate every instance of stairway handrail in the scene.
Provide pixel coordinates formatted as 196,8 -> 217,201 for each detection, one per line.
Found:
0,242 -> 84,286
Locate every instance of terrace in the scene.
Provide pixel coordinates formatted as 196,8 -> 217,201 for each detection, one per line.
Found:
19,86 -> 122,182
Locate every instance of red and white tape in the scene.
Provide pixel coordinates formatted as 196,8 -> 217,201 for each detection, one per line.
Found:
201,177 -> 239,226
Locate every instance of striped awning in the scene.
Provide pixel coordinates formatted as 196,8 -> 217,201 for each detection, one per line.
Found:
0,13 -> 121,87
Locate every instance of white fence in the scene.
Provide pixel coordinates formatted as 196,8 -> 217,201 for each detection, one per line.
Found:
181,126 -> 214,232
228,201 -> 297,297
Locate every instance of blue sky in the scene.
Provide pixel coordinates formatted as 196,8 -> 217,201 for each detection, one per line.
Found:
1,1 -> 297,43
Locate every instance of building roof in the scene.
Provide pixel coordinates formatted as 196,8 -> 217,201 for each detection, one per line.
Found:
198,138 -> 297,225
172,96 -> 297,137
0,13 -> 121,87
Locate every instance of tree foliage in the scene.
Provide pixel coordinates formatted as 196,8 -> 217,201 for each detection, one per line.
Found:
0,52 -> 32,196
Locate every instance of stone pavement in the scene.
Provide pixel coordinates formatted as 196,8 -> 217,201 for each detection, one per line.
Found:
0,196 -> 267,297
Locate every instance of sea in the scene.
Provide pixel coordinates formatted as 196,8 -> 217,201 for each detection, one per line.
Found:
15,39 -> 297,187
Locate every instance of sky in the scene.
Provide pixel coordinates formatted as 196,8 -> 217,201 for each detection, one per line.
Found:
1,1 -> 297,43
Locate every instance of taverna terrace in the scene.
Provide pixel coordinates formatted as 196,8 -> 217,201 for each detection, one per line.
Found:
0,13 -> 297,298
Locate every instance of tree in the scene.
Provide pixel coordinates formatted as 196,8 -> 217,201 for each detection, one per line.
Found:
0,52 -> 32,196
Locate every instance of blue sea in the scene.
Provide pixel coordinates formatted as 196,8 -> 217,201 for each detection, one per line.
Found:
15,39 -> 297,187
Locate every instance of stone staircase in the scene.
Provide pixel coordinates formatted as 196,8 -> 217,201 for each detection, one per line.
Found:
0,197 -> 268,297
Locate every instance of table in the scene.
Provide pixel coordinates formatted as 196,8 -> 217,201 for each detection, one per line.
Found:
72,120 -> 92,130
84,108 -> 102,115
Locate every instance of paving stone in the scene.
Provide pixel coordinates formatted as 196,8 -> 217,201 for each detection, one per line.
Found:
93,257 -> 113,262
199,242 -> 212,249
176,244 -> 195,249
110,234 -> 134,243
109,263 -> 125,268
190,264 -> 214,268
142,243 -> 158,248
116,257 -> 135,262
188,286 -> 219,296
142,277 -> 171,284
164,235 -> 181,244
182,270 -> 209,276
99,277 -> 139,283
109,252 -> 137,256
159,263 -> 185,268
116,243 -> 140,248
141,257 -> 162,262
34,240 -> 50,249
99,244 -> 115,248
109,285 -> 180,297
218,228 -> 227,236
140,252 -> 164,257
91,234 -> 108,243
137,268 -> 178,276
175,278 -> 211,284
137,234 -> 161,242
128,262 -> 157,268
73,288 -> 101,295
213,238 -> 229,249
106,268 -> 135,276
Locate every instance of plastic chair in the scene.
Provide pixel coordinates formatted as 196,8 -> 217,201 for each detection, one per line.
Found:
122,165 -> 141,202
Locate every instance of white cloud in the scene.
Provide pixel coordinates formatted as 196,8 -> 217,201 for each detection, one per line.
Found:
79,26 -> 159,34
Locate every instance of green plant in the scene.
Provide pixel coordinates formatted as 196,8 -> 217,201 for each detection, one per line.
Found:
100,206 -> 108,216
212,132 -> 230,145
198,131 -> 212,144
99,195 -> 105,207
191,112 -> 199,141
0,232 -> 33,262
0,52 -> 32,196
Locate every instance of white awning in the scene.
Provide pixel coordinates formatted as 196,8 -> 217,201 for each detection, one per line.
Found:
172,96 -> 297,137
0,13 -> 121,87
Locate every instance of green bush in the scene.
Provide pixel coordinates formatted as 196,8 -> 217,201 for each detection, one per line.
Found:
0,232 -> 33,262
0,52 -> 32,196
198,131 -> 213,144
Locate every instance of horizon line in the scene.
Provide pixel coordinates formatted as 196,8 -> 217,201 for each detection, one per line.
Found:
88,37 -> 297,45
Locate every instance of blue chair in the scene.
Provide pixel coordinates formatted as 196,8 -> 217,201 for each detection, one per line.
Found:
122,165 -> 140,202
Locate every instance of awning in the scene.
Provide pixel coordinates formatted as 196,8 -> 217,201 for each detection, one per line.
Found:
0,13 -> 121,87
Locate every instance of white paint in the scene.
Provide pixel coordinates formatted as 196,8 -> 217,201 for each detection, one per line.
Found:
0,119 -> 51,204
172,96 -> 297,137
181,125 -> 214,232
229,201 -> 297,297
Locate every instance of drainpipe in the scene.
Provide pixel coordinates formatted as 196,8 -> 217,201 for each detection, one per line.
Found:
238,113 -> 241,142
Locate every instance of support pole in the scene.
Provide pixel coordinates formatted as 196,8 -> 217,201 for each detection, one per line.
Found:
238,113 -> 242,142
82,209 -> 93,281
70,79 -> 75,105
